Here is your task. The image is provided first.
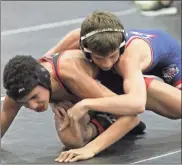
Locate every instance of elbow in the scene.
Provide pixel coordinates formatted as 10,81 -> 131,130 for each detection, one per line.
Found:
131,98 -> 146,115
73,28 -> 81,40
136,103 -> 145,114
62,140 -> 85,149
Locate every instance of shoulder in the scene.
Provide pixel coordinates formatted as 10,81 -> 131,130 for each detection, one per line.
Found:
3,96 -> 21,113
125,38 -> 150,56
58,50 -> 98,79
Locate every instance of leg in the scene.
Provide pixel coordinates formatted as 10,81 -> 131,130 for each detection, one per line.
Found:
160,0 -> 174,6
55,109 -> 146,150
145,78 -> 181,119
89,111 -> 146,136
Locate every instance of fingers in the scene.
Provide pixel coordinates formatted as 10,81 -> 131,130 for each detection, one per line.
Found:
62,100 -> 74,108
57,107 -> 67,117
67,108 -> 79,121
59,119 -> 70,131
59,112 -> 70,131
51,101 -> 73,114
55,151 -> 69,162
51,103 -> 64,118
55,151 -> 77,163
57,101 -> 74,110
53,108 -> 62,118
69,155 -> 85,162
64,153 -> 75,162
55,151 -> 84,163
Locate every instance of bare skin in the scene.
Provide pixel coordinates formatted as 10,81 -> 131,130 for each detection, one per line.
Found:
1,28 -> 181,163
1,49 -> 140,150
44,29 -> 181,120
42,28 -> 181,162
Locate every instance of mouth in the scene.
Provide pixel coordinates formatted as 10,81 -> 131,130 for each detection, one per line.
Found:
36,104 -> 46,112
101,67 -> 112,71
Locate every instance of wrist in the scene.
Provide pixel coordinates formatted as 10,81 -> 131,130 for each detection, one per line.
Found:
84,143 -> 99,155
80,99 -> 91,112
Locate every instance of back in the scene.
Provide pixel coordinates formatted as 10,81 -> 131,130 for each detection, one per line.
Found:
126,29 -> 181,72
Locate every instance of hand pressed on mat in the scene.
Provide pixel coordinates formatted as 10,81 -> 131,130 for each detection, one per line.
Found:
55,146 -> 95,163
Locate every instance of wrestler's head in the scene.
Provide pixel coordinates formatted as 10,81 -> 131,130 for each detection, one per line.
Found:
3,55 -> 51,112
80,11 -> 126,71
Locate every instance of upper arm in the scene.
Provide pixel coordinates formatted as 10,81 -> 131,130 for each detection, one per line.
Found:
60,56 -> 115,99
2,96 -> 21,115
44,28 -> 81,56
115,40 -> 147,102
1,96 -> 21,137
55,28 -> 81,51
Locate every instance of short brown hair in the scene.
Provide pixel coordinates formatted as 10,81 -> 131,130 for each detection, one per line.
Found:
80,11 -> 124,56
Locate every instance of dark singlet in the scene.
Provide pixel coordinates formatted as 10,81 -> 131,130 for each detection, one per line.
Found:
38,52 -> 73,95
38,52 -> 117,136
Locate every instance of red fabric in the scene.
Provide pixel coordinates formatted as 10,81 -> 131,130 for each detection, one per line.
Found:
144,77 -> 154,89
174,80 -> 182,90
91,118 -> 105,135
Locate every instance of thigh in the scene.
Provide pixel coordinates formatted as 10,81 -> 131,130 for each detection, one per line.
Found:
145,78 -> 181,119
161,61 -> 181,89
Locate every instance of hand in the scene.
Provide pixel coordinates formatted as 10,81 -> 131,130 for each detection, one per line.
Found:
51,101 -> 74,131
51,101 -> 73,114
67,100 -> 88,122
55,146 -> 95,163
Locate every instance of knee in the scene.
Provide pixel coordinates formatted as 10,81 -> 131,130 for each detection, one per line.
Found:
56,129 -> 86,149
168,115 -> 181,120
167,112 -> 182,120
56,130 -> 86,149
62,140 -> 85,149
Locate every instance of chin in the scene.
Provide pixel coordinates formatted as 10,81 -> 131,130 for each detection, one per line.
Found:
101,67 -> 112,71
37,108 -> 47,113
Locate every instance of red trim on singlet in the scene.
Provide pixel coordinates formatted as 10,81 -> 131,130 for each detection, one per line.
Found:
144,77 -> 154,89
38,52 -> 66,88
125,36 -> 154,71
56,53 -> 65,85
91,118 -> 105,135
174,80 -> 182,89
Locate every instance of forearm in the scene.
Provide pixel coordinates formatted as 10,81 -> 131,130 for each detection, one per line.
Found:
85,115 -> 140,155
83,94 -> 144,116
1,111 -> 18,138
65,75 -> 117,100
44,28 -> 80,56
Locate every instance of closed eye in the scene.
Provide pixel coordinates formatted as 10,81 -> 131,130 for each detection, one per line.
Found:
30,95 -> 38,100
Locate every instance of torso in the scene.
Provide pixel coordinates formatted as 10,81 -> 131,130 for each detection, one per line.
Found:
39,50 -> 99,103
39,52 -> 81,103
39,29 -> 181,98
125,29 -> 181,73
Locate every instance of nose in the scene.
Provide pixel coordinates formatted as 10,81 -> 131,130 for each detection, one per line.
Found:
27,100 -> 38,111
101,59 -> 113,70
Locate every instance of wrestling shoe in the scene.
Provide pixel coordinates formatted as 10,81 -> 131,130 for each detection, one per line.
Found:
138,1 -> 178,16
128,121 -> 146,135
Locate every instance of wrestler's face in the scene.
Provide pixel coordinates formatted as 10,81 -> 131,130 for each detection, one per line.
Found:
16,85 -> 50,112
91,49 -> 120,71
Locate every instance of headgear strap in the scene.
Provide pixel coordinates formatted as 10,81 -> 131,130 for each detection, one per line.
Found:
80,28 -> 127,55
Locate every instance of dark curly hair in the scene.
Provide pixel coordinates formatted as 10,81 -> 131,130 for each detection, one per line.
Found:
3,55 -> 46,100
